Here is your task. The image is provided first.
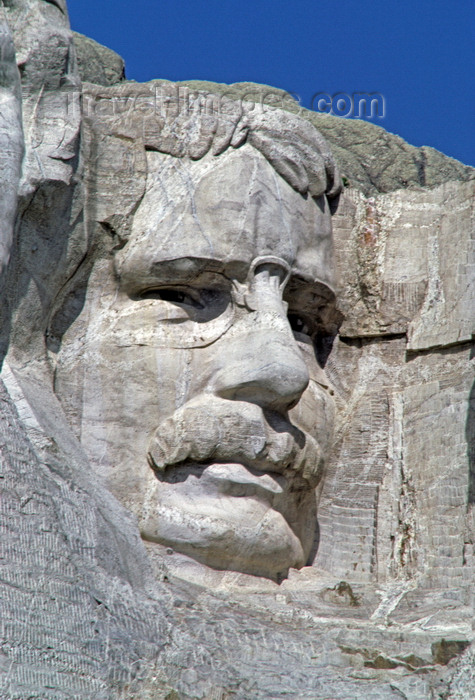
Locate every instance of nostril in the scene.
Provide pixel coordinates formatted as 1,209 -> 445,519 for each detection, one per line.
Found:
286,396 -> 302,411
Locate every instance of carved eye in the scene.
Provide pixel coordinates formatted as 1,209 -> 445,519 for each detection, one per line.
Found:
288,313 -> 312,337
139,288 -> 204,309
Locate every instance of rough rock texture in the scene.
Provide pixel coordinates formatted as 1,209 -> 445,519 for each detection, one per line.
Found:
0,372 -> 171,699
0,6 -> 474,700
0,23 -> 23,277
169,79 -> 475,196
73,31 -> 125,86
332,182 -> 475,348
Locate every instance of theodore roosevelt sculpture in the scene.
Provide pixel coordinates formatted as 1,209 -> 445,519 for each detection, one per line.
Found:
2,10 -> 475,695
49,87 -> 343,581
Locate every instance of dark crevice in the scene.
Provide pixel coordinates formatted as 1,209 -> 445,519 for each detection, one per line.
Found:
42,0 -> 65,13
339,332 -> 406,347
41,0 -> 66,14
405,339 -> 474,360
417,149 -> 427,187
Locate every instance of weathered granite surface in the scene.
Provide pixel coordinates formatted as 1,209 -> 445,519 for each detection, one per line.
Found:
0,23 -> 23,277
73,31 -> 125,86
169,79 -> 475,196
0,5 -> 474,699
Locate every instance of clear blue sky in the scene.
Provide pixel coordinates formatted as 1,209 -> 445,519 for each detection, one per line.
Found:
68,0 -> 474,167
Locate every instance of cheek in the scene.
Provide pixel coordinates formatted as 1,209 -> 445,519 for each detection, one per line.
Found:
55,313 -> 202,445
288,376 -> 335,455
55,321 -> 205,512
91,336 -> 199,425
286,340 -> 336,453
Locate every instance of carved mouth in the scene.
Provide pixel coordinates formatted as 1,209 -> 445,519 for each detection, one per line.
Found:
147,398 -> 325,489
154,460 -> 287,503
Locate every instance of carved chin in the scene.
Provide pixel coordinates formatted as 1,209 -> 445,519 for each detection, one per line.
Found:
140,495 -> 307,581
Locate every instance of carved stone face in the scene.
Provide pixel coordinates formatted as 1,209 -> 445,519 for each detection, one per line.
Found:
54,144 -> 337,580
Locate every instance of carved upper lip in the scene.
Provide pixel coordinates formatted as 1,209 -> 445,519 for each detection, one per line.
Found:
147,397 -> 325,489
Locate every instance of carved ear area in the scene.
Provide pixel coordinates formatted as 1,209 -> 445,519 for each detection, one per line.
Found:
322,154 -> 342,200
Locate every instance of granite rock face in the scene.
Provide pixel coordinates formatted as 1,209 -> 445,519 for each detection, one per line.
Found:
73,31 -> 125,86
168,79 -> 475,196
0,6 -> 474,700
0,23 -> 23,277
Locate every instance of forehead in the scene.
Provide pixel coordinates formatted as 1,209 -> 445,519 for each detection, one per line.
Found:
117,145 -> 334,286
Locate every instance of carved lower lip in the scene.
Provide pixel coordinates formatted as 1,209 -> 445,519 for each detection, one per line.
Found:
203,462 -> 285,495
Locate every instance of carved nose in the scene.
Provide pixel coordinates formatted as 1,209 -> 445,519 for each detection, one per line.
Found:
212,260 -> 310,411
214,338 -> 310,411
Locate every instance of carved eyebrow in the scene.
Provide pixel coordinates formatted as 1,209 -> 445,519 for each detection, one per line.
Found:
117,253 -> 250,295
147,257 -> 248,284
284,276 -> 336,317
284,275 -> 342,334
149,257 -> 224,280
285,275 -> 336,305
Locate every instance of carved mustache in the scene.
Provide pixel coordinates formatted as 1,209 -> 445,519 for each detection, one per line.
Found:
147,397 -> 325,488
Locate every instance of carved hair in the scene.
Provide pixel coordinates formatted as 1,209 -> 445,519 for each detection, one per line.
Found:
87,82 -> 342,200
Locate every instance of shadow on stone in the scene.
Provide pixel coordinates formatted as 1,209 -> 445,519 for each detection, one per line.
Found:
467,343 -> 475,504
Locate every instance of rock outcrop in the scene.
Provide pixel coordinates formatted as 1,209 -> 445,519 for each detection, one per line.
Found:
0,6 -> 473,700
73,31 -> 125,86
